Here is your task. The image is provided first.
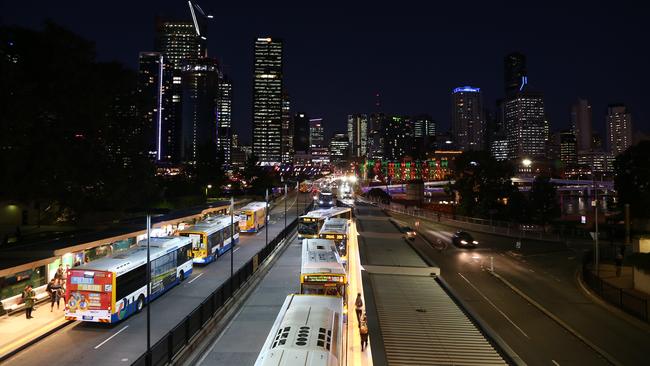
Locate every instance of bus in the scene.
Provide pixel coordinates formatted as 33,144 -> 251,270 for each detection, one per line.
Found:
64,236 -> 192,323
254,294 -> 343,366
318,218 -> 350,261
300,239 -> 347,299
298,207 -> 351,239
178,215 -> 239,264
316,191 -> 336,208
238,202 -> 267,233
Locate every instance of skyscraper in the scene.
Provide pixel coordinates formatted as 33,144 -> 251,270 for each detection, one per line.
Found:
137,52 -> 164,160
329,133 -> 350,164
384,116 -> 413,160
368,113 -> 386,159
252,37 -> 283,165
606,104 -> 633,155
281,92 -> 293,164
559,130 -> 577,165
413,114 -> 436,138
504,91 -> 547,160
571,98 -> 593,152
216,75 -> 232,165
347,114 -> 368,158
293,113 -> 310,153
154,16 -> 206,163
180,57 -> 219,162
452,86 -> 485,151
504,52 -> 527,96
309,118 -> 324,149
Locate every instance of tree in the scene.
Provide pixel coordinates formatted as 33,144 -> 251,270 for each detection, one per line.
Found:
449,151 -> 515,218
529,175 -> 560,224
614,141 -> 650,218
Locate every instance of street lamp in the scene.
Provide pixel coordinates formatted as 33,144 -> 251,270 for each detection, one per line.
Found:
205,184 -> 212,198
522,158 -> 532,168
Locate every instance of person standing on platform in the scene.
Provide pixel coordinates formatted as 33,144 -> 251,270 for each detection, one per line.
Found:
355,293 -> 363,325
22,285 -> 35,319
360,317 -> 369,351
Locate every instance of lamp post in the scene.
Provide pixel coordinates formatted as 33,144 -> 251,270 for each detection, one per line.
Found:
284,184 -> 288,230
265,189 -> 269,248
146,214 -> 151,364
205,184 -> 212,199
230,196 -> 234,278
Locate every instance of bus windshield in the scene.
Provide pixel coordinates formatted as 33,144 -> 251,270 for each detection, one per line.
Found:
299,220 -> 319,236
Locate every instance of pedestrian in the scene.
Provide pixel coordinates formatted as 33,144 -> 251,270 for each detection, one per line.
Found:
615,250 -> 623,277
360,319 -> 369,351
55,264 -> 64,280
22,285 -> 36,319
47,278 -> 63,311
355,293 -> 363,325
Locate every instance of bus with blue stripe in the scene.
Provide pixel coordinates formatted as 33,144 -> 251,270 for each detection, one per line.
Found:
238,202 -> 267,233
64,236 -> 193,323
178,215 -> 240,264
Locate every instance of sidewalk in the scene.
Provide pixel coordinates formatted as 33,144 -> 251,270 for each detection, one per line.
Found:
0,303 -> 71,361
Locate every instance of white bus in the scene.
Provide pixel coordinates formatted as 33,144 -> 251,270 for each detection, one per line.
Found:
298,207 -> 351,239
301,239 -> 347,299
64,236 -> 192,323
239,201 -> 267,233
318,218 -> 350,261
178,215 -> 239,264
255,294 -> 344,366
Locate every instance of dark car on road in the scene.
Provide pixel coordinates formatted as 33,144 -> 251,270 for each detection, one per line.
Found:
452,231 -> 478,248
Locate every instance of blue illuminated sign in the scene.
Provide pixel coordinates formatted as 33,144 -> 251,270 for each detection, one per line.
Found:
453,86 -> 480,93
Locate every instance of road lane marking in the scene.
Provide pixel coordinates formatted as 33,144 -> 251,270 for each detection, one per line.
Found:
552,360 -> 560,366
233,247 -> 240,253
187,273 -> 203,284
94,325 -> 129,349
458,272 -> 531,339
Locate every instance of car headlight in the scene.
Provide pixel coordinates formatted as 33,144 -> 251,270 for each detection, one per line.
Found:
329,201 -> 333,204
319,200 -> 323,204
472,240 -> 479,244
460,240 -> 468,244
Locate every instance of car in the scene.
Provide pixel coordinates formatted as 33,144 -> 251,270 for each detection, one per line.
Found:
452,231 -> 478,248
401,226 -> 417,240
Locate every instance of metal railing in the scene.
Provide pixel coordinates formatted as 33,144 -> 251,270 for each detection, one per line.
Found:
369,199 -> 592,243
581,252 -> 649,322
131,203 -> 311,366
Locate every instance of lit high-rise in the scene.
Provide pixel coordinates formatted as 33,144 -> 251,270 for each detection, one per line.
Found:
281,92 -> 293,164
216,75 -> 232,165
606,104 -> 633,155
137,52 -> 164,160
252,37 -> 283,165
571,98 -> 593,152
347,114 -> 368,158
504,91 -> 547,160
309,118 -> 324,149
504,52 -> 527,97
452,86 -> 485,151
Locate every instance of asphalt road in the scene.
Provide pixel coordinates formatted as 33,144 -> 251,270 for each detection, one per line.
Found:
388,209 -> 650,366
4,192 -> 310,366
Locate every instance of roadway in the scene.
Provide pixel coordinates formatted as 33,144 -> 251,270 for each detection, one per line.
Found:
3,192 -> 311,366
387,208 -> 650,366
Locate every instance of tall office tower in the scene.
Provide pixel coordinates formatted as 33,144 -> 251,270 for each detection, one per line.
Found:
347,114 -> 368,158
384,116 -> 413,160
504,91 -> 547,160
368,113 -> 386,159
413,114 -> 436,138
329,133 -> 350,164
232,133 -> 239,148
570,98 -> 593,152
559,130 -> 577,165
216,75 -> 232,165
180,57 -> 219,162
281,92 -> 293,164
504,52 -> 527,97
137,52 -> 164,160
293,113 -> 310,152
606,104 -> 633,155
155,16 -> 206,162
252,38 -> 283,165
452,86 -> 485,151
309,118 -> 325,149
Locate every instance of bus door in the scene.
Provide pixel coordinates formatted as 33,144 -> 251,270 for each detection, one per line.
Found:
208,231 -> 223,256
187,234 -> 203,258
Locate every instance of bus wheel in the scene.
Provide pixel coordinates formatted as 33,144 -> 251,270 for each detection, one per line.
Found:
179,270 -> 185,282
136,295 -> 145,313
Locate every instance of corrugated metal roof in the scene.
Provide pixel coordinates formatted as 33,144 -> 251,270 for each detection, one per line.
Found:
370,273 -> 507,366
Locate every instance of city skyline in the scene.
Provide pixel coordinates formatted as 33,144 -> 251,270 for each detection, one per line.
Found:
4,1 -> 649,144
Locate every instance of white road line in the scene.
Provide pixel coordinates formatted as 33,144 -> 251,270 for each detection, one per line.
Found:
552,360 -> 561,366
233,247 -> 240,253
458,272 -> 531,339
187,273 -> 203,284
94,325 -> 129,349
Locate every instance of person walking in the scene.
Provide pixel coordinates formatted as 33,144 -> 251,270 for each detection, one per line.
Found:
360,317 -> 369,351
615,250 -> 623,277
22,285 -> 36,319
355,293 -> 363,325
55,264 -> 64,280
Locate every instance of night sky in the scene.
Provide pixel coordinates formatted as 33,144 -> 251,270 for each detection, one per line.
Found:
3,1 -> 649,144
